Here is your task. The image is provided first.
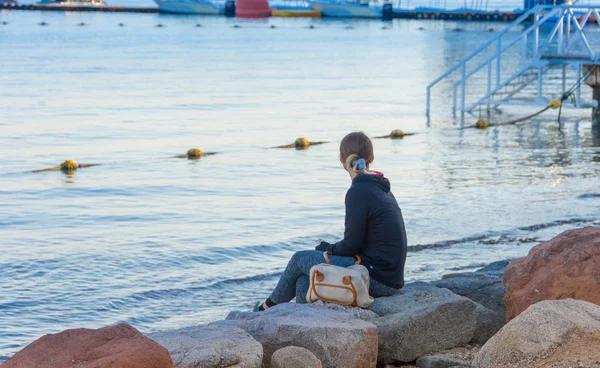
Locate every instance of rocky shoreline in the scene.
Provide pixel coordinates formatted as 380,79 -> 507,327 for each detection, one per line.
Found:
2,226 -> 599,368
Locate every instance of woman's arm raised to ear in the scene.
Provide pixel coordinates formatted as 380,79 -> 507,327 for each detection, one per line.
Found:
330,185 -> 370,256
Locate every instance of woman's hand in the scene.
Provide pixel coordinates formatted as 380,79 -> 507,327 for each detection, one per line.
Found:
315,241 -> 332,252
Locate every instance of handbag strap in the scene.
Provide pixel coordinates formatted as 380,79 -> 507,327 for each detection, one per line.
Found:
323,251 -> 361,266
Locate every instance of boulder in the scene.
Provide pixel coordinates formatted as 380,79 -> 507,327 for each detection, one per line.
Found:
416,346 -> 479,368
2,323 -> 174,368
214,303 -> 377,368
270,346 -> 322,368
473,299 -> 600,368
432,260 -> 510,316
503,227 -> 600,321
416,355 -> 471,368
471,304 -> 505,344
311,300 -> 378,320
474,260 -> 511,277
369,282 -> 477,363
531,332 -> 600,368
148,324 -> 262,368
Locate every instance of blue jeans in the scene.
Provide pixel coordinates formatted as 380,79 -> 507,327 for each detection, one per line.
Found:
269,250 -> 399,304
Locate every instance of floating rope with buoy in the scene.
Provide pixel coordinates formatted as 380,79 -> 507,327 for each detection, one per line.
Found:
471,65 -> 599,129
374,129 -> 417,139
26,130 -> 419,174
174,148 -> 217,159
32,160 -> 100,173
274,138 -> 328,150
471,101 -> 558,129
30,147 -> 218,173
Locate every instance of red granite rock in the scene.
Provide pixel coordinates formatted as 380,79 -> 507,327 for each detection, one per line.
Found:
2,323 -> 174,368
503,226 -> 600,321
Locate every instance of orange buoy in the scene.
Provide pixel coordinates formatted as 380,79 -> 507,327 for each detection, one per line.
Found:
236,0 -> 271,18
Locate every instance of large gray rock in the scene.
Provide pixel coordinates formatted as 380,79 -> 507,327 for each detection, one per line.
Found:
369,282 -> 478,363
471,304 -> 505,344
432,260 -> 510,316
473,299 -> 600,368
312,300 -> 378,321
148,325 -> 262,368
416,346 -> 480,368
475,260 -> 511,277
214,303 -> 377,368
270,346 -> 322,368
416,355 -> 472,368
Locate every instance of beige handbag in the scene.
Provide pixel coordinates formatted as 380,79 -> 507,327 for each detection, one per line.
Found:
306,252 -> 375,308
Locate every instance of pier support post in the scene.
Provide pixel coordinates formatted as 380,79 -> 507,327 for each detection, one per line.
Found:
593,114 -> 600,146
584,65 -> 600,130
593,86 -> 600,130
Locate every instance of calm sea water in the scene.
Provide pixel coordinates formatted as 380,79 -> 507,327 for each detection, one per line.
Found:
1,10 -> 599,361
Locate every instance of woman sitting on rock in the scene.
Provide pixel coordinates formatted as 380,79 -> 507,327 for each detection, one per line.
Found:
255,132 -> 408,311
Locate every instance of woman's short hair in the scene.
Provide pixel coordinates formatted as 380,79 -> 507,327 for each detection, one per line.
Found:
340,132 -> 374,172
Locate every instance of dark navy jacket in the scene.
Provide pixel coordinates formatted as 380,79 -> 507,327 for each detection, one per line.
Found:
329,173 -> 407,289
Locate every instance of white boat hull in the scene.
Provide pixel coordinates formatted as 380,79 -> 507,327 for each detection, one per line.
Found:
155,0 -> 222,14
308,2 -> 381,17
38,0 -> 107,5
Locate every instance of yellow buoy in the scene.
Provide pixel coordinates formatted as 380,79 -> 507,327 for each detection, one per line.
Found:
475,120 -> 489,129
274,137 -> 328,149
32,160 -> 100,173
549,99 -> 562,109
390,129 -> 405,138
187,148 -> 202,158
294,137 -> 310,149
60,160 -> 78,172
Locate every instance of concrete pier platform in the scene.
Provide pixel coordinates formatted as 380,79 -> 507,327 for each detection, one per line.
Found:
394,10 -> 519,22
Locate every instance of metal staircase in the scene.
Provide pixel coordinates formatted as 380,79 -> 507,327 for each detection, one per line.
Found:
427,4 -> 600,117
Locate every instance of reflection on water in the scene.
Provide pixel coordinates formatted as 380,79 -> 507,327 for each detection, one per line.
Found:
592,122 -> 600,148
0,12 -> 599,362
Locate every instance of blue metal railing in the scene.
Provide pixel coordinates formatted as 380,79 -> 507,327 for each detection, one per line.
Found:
426,4 -> 600,115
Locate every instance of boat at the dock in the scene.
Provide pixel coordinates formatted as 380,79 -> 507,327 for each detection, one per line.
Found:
271,5 -> 321,16
153,0 -> 223,14
0,0 -> 525,20
38,0 -> 106,6
307,0 -> 386,18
